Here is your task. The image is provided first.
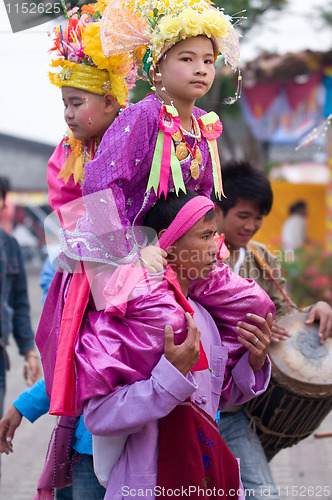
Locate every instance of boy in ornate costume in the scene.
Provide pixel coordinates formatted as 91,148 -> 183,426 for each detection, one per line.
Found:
60,0 -> 241,264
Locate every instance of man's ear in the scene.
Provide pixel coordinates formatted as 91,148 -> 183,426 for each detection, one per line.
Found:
158,228 -> 166,239
213,203 -> 221,215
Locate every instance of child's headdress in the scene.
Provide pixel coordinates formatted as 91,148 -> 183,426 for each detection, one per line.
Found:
48,1 -> 136,105
100,0 -> 240,79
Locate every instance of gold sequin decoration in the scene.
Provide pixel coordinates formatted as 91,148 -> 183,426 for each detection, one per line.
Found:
190,158 -> 200,180
175,142 -> 188,161
172,130 -> 183,142
196,146 -> 202,164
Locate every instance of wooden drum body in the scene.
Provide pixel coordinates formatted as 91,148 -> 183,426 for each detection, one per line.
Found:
244,312 -> 332,453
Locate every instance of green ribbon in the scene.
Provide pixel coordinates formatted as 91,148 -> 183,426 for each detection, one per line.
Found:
147,130 -> 164,196
207,140 -> 220,199
170,149 -> 186,195
146,105 -> 186,196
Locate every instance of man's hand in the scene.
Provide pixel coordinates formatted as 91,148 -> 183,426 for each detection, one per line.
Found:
236,312 -> 273,372
23,351 -> 42,386
135,246 -> 168,273
271,322 -> 291,343
164,312 -> 201,376
305,302 -> 332,344
0,405 -> 23,454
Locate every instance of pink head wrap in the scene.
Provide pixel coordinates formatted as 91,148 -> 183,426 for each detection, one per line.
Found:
157,196 -> 215,251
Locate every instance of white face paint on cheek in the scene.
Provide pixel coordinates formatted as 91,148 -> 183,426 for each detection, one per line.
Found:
84,96 -> 93,126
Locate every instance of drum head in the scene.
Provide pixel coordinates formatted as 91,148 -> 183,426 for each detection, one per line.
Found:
270,311 -> 332,391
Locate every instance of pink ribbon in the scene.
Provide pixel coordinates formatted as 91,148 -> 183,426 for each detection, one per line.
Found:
158,106 -> 180,198
158,196 -> 214,250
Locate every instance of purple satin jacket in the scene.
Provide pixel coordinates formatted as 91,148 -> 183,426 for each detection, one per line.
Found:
58,94 -> 215,267
84,298 -> 271,500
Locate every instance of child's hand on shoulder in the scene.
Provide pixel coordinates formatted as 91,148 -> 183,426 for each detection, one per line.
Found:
136,245 -> 167,273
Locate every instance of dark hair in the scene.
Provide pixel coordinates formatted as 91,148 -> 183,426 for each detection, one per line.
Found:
0,176 -> 9,202
212,160 -> 273,216
144,190 -> 215,237
289,200 -> 307,214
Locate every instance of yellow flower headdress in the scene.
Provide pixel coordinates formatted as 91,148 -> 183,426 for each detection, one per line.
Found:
48,1 -> 136,105
100,0 -> 240,79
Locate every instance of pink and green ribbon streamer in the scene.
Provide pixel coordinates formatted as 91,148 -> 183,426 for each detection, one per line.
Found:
198,112 -> 224,200
147,105 -> 186,198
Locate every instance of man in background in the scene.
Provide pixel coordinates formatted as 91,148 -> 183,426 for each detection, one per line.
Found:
212,160 -> 332,500
0,176 -> 41,479
282,200 -> 308,251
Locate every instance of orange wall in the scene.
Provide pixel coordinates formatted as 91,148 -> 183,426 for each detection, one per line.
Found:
255,181 -> 326,250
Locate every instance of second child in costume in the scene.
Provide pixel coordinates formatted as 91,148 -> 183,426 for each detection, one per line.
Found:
47,0 -> 135,222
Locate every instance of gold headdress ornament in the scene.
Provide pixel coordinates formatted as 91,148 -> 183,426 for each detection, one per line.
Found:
100,0 -> 241,78
48,1 -> 136,105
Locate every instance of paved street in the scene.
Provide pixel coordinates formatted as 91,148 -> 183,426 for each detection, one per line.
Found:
1,265 -> 332,499
1,265 -> 56,500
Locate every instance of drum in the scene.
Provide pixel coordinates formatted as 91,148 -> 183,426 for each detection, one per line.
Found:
243,311 -> 332,454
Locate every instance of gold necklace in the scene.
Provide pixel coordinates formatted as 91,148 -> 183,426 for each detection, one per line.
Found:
172,117 -> 202,180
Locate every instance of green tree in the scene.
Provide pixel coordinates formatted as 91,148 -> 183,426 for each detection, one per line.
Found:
319,0 -> 332,26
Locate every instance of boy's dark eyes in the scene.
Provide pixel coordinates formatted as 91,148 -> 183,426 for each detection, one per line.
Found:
63,102 -> 82,108
180,57 -> 213,64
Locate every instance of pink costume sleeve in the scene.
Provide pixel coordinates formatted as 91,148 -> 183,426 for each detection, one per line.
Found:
189,262 -> 275,399
47,139 -> 83,222
188,299 -> 271,412
74,267 -> 188,413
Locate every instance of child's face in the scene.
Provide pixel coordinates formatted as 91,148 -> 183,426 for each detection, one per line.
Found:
62,87 -> 112,141
157,36 -> 215,105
